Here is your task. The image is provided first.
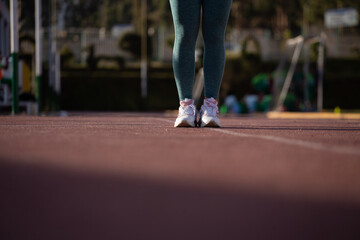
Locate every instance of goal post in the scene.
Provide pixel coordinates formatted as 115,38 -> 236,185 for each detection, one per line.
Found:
273,34 -> 326,112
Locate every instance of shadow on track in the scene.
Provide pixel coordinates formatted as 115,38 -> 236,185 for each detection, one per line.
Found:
1,160 -> 359,240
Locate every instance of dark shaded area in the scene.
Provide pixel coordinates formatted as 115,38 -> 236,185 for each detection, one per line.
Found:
53,57 -> 360,111
4,55 -> 350,113
59,68 -> 179,111
323,77 -> 360,109
1,160 -> 359,240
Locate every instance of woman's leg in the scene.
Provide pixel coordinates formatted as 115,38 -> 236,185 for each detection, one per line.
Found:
202,0 -> 232,99
169,0 -> 202,101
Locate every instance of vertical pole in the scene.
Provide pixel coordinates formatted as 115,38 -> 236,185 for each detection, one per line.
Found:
55,52 -> 61,110
335,27 -> 339,56
272,46 -> 287,110
80,31 -> 86,64
302,3 -> 310,111
303,42 -> 310,110
10,0 -> 19,114
276,37 -> 304,111
49,0 -> 57,110
0,14 -> 3,55
48,0 -> 52,110
140,0 -> 148,109
317,34 -> 325,112
35,0 -> 42,113
133,0 -> 139,31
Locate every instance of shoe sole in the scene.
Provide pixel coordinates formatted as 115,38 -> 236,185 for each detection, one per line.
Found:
174,120 -> 196,128
200,119 -> 221,128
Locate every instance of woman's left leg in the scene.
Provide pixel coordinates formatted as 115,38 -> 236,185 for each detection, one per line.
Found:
201,0 -> 232,99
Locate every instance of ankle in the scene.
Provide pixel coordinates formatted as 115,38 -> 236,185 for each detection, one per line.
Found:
180,98 -> 194,107
204,97 -> 218,107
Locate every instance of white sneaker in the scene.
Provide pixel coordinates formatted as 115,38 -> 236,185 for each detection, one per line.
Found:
174,98 -> 197,127
199,97 -> 221,127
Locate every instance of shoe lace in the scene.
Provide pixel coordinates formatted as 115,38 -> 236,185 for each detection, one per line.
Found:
202,99 -> 219,117
179,103 -> 196,116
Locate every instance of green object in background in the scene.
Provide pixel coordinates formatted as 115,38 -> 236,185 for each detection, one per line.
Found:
284,93 -> 296,111
334,106 -> 341,114
220,105 -> 228,114
251,73 -> 269,93
239,102 -> 247,114
1,78 -> 12,85
306,73 -> 316,101
258,95 -> 272,112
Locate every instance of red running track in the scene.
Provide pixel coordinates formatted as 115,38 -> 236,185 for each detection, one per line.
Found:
0,112 -> 360,240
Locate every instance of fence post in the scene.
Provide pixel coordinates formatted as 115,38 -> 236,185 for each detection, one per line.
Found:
35,0 -> 42,113
10,0 -> 19,114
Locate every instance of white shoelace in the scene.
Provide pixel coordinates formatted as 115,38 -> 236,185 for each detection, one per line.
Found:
201,98 -> 219,117
178,99 -> 196,117
179,105 -> 196,116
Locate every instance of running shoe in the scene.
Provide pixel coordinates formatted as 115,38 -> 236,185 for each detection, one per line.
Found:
199,97 -> 221,127
174,98 -> 197,127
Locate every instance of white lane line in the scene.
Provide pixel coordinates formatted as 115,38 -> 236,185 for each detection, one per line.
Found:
211,128 -> 360,156
155,117 -> 360,156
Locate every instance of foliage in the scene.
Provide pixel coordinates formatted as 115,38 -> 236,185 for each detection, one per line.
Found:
241,35 -> 261,60
251,73 -> 269,93
96,56 -> 125,70
118,31 -> 153,59
230,0 -> 303,36
147,0 -> 173,27
166,35 -> 175,49
85,44 -> 97,70
230,0 -> 360,38
19,33 -> 35,53
16,0 -> 360,34
118,32 -> 141,58
60,46 -> 74,68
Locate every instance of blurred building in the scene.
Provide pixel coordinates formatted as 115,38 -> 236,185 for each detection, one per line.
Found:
38,26 -> 175,65
15,25 -> 360,67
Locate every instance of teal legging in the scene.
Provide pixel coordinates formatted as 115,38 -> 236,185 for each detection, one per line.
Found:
169,0 -> 232,101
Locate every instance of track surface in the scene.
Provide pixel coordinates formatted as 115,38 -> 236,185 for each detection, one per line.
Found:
1,112 -> 360,240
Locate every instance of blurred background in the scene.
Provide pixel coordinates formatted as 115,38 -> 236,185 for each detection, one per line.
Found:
0,0 -> 359,114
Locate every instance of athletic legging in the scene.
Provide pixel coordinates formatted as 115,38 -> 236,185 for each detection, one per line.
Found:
169,0 -> 232,101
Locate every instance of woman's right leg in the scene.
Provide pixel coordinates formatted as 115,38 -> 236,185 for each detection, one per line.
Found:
169,0 -> 202,101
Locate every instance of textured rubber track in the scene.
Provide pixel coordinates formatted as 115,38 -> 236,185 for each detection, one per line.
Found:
1,112 -> 359,240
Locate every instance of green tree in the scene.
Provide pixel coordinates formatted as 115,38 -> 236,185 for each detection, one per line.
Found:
230,0 -> 360,38
16,0 -> 360,34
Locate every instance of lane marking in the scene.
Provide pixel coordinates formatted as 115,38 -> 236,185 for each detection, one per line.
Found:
267,111 -> 360,120
155,118 -> 360,156
2,117 -> 359,156
210,128 -> 360,156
